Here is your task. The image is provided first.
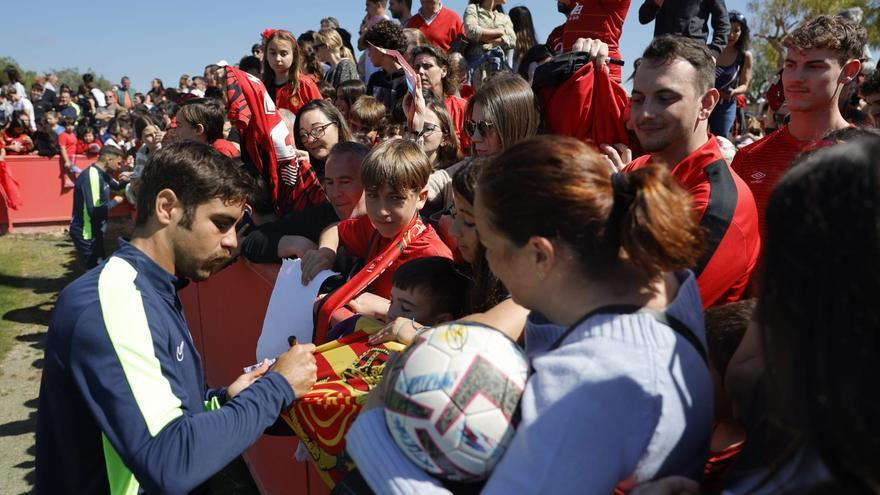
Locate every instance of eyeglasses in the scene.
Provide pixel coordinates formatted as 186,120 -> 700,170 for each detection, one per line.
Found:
298,122 -> 336,141
464,119 -> 495,137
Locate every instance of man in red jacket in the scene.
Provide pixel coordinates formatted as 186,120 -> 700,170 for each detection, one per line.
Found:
621,35 -> 759,308
406,0 -> 463,52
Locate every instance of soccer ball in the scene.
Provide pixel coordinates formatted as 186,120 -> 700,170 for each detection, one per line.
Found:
384,321 -> 528,482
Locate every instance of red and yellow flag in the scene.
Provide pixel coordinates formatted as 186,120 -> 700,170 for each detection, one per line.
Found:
282,317 -> 405,487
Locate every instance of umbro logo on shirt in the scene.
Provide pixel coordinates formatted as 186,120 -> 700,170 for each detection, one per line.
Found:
176,341 -> 185,362
750,171 -> 766,183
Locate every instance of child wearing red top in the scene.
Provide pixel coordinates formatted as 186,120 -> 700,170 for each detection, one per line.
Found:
261,29 -> 321,115
301,139 -> 453,317
75,127 -> 103,157
57,119 -> 78,170
406,4 -> 464,53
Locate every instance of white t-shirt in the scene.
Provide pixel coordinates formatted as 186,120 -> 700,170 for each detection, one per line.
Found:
91,88 -> 106,108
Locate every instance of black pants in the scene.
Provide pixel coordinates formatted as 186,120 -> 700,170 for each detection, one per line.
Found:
71,232 -> 104,270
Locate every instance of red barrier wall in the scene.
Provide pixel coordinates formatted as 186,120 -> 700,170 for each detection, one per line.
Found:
180,259 -> 330,495
0,154 -> 131,233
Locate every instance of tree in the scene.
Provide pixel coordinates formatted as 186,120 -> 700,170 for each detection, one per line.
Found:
0,56 -> 112,93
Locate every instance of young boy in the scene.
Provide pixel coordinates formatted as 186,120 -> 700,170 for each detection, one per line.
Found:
301,138 -> 453,316
173,97 -> 240,158
329,256 -> 469,342
349,95 -> 386,147
57,117 -> 78,172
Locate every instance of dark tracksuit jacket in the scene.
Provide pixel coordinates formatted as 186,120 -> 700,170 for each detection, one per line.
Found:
638,0 -> 730,56
35,240 -> 295,494
70,164 -> 124,266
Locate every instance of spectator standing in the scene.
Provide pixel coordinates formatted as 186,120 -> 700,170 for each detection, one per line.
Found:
389,0 -> 412,25
315,29 -> 360,88
621,35 -> 760,308
55,89 -> 79,122
30,82 -> 54,122
509,6 -> 537,72
96,90 -> 122,123
709,11 -> 753,138
147,78 -> 165,104
638,0 -> 730,57
83,73 -> 105,108
252,43 -> 264,61
358,0 -> 391,85
44,73 -> 58,93
117,76 -> 136,110
364,20 -> 410,110
406,0 -> 464,53
177,74 -> 191,94
8,85 -> 36,132
463,0 -> 516,89
4,66 -> 27,103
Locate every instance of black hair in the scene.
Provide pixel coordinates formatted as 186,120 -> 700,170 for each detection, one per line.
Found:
728,11 -> 751,51
392,257 -> 470,319
177,98 -> 225,143
238,55 -> 263,78
517,44 -> 553,82
364,20 -> 407,52
639,35 -> 716,93
135,141 -> 256,228
704,299 -> 755,378
757,136 -> 880,491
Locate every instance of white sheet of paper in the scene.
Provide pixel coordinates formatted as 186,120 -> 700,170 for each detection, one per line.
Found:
256,258 -> 337,361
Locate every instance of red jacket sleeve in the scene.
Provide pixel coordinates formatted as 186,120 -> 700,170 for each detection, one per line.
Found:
538,61 -> 629,147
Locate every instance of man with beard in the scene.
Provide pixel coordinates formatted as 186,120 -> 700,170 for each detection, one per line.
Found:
546,0 -> 630,81
623,35 -> 759,308
36,142 -> 318,494
389,0 -> 412,25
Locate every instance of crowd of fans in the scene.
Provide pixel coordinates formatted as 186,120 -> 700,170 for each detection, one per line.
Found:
15,0 -> 880,494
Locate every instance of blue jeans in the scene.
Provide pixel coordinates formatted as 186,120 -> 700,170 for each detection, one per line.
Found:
709,98 -> 737,138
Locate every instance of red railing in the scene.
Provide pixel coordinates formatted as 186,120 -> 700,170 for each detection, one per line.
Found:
181,259 -> 330,495
0,154 -> 132,233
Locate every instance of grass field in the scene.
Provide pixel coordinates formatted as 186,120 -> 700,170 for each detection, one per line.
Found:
0,233 -> 82,366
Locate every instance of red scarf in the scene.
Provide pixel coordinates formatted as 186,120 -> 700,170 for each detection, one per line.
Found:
314,216 -> 426,343
225,67 -> 325,214
0,159 -> 22,210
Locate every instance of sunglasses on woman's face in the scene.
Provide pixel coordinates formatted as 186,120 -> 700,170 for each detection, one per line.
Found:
464,119 -> 495,137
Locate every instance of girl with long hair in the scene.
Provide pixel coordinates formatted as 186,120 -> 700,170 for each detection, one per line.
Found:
261,28 -> 322,114
509,6 -> 537,72
314,28 -> 359,88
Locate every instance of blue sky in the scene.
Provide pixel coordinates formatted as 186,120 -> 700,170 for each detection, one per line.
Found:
1,0 -> 748,92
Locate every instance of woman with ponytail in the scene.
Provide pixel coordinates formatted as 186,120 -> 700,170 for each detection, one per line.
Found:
261,28 -> 322,114
345,135 -> 715,494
